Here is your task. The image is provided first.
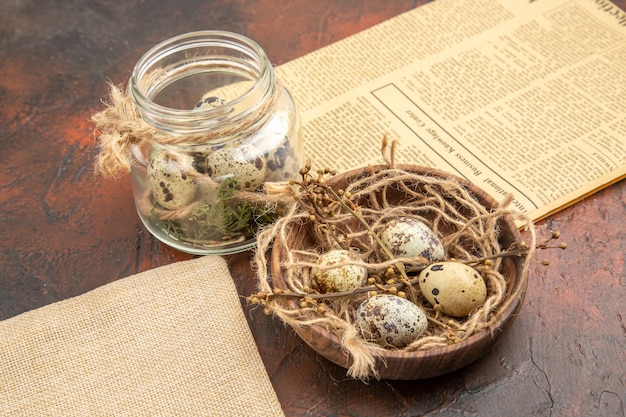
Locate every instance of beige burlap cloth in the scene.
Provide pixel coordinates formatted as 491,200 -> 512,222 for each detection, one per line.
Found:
0,256 -> 284,417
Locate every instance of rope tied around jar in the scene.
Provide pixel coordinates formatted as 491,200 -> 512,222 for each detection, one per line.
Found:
90,79 -> 296,250
91,81 -> 283,178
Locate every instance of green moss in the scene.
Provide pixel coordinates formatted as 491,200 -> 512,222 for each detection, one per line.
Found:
152,178 -> 277,246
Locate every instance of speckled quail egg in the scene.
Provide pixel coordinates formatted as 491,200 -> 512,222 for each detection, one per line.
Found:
355,294 -> 428,348
418,262 -> 487,317
379,217 -> 445,261
311,249 -> 368,293
194,95 -> 226,110
148,150 -> 198,210
263,135 -> 302,182
204,145 -> 267,190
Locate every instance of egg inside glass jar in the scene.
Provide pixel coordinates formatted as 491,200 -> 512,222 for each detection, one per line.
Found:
147,150 -> 198,210
355,294 -> 428,348
418,262 -> 487,317
262,135 -> 302,182
379,217 -> 445,261
203,144 -> 267,190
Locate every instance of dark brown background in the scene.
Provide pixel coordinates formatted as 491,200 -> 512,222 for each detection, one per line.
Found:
1,1 -> 625,416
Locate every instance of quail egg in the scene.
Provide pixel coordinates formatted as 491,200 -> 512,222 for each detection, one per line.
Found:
204,144 -> 267,190
263,135 -> 302,182
418,262 -> 487,317
379,217 -> 445,261
355,294 -> 428,348
311,249 -> 367,293
148,150 -> 197,210
194,95 -> 226,110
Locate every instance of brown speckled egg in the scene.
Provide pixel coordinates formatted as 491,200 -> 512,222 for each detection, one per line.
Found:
205,145 -> 267,190
148,150 -> 197,210
194,95 -> 226,109
311,249 -> 367,293
418,262 -> 487,317
380,217 -> 444,261
355,294 -> 428,348
263,135 -> 301,182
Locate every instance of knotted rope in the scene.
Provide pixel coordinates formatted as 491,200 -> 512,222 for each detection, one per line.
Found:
91,82 -> 281,177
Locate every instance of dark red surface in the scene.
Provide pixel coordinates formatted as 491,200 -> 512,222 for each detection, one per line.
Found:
1,1 -> 625,416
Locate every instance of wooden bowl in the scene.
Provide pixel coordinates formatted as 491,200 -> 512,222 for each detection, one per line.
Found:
270,165 -> 528,380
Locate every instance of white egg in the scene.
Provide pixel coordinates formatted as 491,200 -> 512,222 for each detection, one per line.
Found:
418,262 -> 487,317
379,217 -> 445,261
311,249 -> 367,293
148,150 -> 197,210
204,145 -> 267,190
355,294 -> 428,348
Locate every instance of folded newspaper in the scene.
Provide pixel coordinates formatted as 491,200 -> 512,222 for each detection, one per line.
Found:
277,0 -> 626,221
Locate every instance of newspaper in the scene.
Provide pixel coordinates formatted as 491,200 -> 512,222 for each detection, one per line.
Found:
275,0 -> 626,221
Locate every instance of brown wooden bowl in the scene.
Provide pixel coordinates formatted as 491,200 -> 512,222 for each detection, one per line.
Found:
270,165 -> 528,380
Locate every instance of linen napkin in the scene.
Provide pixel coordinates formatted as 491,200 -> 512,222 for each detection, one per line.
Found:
0,256 -> 284,417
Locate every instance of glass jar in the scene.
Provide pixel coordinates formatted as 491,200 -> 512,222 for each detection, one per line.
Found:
127,31 -> 302,255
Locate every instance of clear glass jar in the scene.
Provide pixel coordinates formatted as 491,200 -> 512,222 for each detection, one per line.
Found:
128,31 -> 302,255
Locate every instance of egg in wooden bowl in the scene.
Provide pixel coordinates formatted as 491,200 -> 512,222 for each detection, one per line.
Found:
252,164 -> 535,380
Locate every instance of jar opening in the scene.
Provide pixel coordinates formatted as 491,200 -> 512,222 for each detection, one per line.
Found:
129,31 -> 275,136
